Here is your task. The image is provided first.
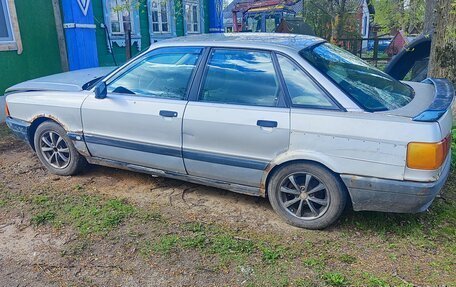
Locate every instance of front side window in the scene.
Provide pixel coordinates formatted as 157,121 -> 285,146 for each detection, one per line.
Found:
150,0 -> 170,33
277,55 -> 335,108
300,42 -> 414,111
185,1 -> 200,33
200,49 -> 280,107
108,48 -> 202,99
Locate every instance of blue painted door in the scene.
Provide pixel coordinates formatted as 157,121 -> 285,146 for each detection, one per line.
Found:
61,0 -> 99,70
208,0 -> 223,33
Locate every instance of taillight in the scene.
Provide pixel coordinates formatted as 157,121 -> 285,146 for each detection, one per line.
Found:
407,134 -> 451,170
4,102 -> 10,117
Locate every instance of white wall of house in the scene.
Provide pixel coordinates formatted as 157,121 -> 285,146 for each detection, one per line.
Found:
361,0 -> 370,49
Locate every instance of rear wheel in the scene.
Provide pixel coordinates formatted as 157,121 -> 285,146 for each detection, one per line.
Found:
34,121 -> 85,176
268,163 -> 347,229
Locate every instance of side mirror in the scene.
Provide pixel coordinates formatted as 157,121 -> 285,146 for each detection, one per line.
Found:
94,82 -> 107,99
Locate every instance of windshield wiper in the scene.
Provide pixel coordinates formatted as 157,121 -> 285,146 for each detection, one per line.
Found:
82,76 -> 104,90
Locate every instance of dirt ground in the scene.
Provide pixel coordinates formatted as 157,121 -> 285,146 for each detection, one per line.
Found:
0,124 -> 455,287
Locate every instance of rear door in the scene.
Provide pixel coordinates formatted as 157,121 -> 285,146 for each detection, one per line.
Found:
82,47 -> 203,173
182,48 -> 290,187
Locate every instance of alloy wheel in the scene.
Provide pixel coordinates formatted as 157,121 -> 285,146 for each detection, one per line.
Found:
279,172 -> 330,220
39,131 -> 71,169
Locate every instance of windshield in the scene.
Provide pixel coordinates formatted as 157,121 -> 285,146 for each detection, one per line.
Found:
300,43 -> 414,111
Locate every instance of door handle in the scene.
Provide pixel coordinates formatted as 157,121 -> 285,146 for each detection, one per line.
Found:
159,110 -> 178,117
257,120 -> 278,128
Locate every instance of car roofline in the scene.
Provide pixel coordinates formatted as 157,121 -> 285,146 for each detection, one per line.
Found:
147,33 -> 326,53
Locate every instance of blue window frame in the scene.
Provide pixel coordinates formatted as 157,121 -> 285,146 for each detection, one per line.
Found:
0,0 -> 13,42
0,0 -> 21,53
102,0 -> 142,52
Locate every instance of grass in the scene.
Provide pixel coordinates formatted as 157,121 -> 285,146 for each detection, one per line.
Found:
322,272 -> 350,287
1,172 -> 454,284
1,177 -> 454,286
3,186 -> 136,236
0,123 -> 11,138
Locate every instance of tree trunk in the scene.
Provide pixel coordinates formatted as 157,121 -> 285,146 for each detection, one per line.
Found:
330,0 -> 346,44
331,14 -> 340,43
423,0 -> 436,34
428,0 -> 456,84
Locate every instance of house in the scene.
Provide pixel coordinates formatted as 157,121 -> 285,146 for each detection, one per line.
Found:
224,0 -> 373,40
0,0 -> 222,95
386,30 -> 417,56
358,0 -> 375,39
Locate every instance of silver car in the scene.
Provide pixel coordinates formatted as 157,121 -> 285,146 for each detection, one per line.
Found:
4,34 -> 454,229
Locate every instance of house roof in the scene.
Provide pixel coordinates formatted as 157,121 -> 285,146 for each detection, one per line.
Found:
156,33 -> 324,51
224,0 -> 302,18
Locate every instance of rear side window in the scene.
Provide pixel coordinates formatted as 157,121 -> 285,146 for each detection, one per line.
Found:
199,49 -> 280,107
108,47 -> 202,99
277,55 -> 336,108
300,43 -> 414,111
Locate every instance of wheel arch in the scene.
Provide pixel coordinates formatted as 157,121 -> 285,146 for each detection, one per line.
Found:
260,153 -> 350,201
27,116 -> 65,151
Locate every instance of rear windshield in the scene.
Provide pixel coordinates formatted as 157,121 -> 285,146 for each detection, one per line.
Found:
300,43 -> 414,111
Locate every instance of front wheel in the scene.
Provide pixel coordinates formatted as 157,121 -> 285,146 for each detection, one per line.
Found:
34,121 -> 85,176
268,163 -> 347,229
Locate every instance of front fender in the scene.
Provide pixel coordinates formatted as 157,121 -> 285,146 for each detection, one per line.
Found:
6,90 -> 90,133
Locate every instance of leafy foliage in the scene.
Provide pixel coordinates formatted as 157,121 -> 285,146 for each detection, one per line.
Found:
372,0 -> 425,34
301,0 -> 363,41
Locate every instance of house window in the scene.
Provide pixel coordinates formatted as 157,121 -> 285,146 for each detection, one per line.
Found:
102,0 -> 142,52
0,0 -> 22,53
109,0 -> 135,35
0,0 -> 13,42
151,0 -> 170,33
185,0 -> 200,33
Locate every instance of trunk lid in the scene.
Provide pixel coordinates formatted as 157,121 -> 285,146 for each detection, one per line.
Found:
380,78 -> 454,137
5,67 -> 116,94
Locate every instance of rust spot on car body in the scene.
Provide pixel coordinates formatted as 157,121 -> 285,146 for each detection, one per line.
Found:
259,162 -> 275,197
30,114 -> 70,131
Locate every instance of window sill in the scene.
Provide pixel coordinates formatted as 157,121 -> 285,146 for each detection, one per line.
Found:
110,34 -> 142,39
0,41 -> 22,54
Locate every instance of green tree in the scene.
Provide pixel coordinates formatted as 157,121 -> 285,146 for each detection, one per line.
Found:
428,0 -> 456,83
372,0 -> 425,34
302,0 -> 362,42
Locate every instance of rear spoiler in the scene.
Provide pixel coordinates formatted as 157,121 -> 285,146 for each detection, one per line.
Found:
413,78 -> 455,122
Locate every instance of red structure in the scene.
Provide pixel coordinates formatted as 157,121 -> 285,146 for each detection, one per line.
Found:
386,31 -> 417,56
231,0 -> 298,32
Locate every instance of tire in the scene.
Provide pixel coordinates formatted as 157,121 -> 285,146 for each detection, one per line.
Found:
33,121 -> 86,176
268,162 -> 347,230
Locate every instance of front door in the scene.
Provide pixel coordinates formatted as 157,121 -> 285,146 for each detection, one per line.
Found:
82,47 -> 203,173
182,48 -> 290,187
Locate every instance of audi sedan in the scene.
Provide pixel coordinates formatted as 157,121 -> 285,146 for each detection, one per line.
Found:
4,33 -> 453,229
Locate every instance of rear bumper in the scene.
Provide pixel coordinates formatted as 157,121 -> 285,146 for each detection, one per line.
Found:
5,116 -> 31,145
341,156 -> 451,213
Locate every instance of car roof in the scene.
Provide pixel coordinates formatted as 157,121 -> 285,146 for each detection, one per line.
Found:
151,33 -> 325,52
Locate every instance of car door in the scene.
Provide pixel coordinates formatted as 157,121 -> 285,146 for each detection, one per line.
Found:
82,47 -> 203,173
182,48 -> 290,187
